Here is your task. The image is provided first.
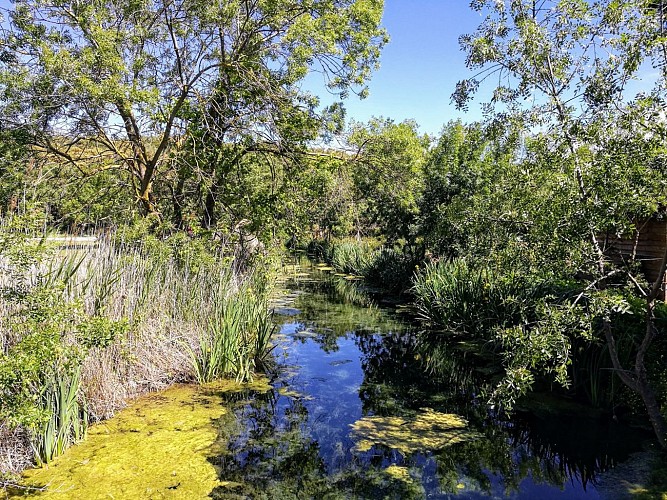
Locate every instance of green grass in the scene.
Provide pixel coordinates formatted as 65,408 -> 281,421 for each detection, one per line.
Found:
0,224 -> 276,471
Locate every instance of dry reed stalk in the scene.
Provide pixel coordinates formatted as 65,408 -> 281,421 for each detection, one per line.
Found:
0,425 -> 31,476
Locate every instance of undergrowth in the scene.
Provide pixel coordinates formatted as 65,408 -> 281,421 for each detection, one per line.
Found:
0,215 -> 275,474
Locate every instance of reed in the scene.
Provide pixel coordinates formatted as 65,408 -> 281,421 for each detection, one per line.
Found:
411,259 -> 546,338
32,367 -> 87,466
0,224 -> 274,473
189,286 -> 275,384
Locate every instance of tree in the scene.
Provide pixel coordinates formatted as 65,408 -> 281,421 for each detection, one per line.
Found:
419,121 -> 499,258
456,0 -> 667,446
0,0 -> 387,216
347,118 -> 429,248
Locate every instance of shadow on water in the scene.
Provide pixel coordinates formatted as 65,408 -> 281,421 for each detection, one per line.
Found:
208,258 -> 657,499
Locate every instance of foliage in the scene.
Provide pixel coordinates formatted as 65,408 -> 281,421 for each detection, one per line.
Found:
308,238 -> 420,293
0,217 -> 279,470
280,154 -> 359,243
413,0 -> 667,446
363,247 -> 421,294
419,121 -> 494,257
0,130 -> 30,217
348,118 -> 429,245
0,0 -> 387,215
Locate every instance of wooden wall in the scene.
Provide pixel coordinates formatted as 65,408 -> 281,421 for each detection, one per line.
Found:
605,219 -> 667,301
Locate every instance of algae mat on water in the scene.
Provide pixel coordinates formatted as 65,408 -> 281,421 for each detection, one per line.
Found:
350,409 -> 480,454
12,379 -> 271,499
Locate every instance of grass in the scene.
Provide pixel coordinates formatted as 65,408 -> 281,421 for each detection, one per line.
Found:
411,259 -> 545,338
0,224 -> 276,474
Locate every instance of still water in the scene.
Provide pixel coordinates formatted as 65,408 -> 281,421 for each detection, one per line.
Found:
15,259 -> 658,499
209,259 -> 656,499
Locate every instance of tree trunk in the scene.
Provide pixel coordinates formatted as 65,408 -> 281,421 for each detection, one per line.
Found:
137,179 -> 158,217
201,187 -> 216,229
637,366 -> 667,448
604,299 -> 667,449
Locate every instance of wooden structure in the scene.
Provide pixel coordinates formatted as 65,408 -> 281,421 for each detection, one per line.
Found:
605,218 -> 667,301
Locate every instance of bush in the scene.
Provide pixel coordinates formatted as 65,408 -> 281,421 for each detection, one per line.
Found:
411,259 -> 548,338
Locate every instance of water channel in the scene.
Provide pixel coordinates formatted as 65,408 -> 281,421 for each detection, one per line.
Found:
15,258 -> 661,498
221,259 -> 657,499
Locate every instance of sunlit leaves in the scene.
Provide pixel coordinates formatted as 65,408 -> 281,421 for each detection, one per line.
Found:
0,0 -> 387,214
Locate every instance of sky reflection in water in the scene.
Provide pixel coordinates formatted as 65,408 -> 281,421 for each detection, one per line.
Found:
209,263 -> 653,499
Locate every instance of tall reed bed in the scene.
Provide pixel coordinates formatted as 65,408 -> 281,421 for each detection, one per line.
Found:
0,226 -> 274,472
307,238 -> 418,292
411,259 -> 546,338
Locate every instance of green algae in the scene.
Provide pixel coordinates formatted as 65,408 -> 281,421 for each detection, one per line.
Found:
277,387 -> 313,400
384,464 -> 413,484
12,379 -> 271,499
350,408 -> 480,454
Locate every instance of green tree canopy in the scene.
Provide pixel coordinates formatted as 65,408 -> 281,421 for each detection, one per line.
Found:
347,118 -> 429,247
454,0 -> 667,446
0,0 -> 387,215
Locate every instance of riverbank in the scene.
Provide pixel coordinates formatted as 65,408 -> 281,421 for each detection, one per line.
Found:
0,229 -> 274,484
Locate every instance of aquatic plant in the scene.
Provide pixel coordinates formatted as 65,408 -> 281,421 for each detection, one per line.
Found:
32,368 -> 87,466
308,238 -> 420,293
189,286 -> 275,384
329,240 -> 375,275
16,380 -> 272,499
350,408 -> 480,454
411,259 -> 546,338
363,247 -> 421,293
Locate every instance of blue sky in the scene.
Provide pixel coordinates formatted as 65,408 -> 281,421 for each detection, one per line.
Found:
305,1 -> 659,138
306,1 -> 487,137
0,0 -> 479,138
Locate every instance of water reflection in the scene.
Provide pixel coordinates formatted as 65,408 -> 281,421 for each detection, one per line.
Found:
209,260 -> 653,498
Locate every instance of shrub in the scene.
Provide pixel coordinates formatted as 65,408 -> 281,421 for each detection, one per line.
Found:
411,259 -> 548,339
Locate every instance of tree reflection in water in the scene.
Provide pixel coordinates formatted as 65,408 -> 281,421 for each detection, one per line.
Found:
208,262 -> 653,499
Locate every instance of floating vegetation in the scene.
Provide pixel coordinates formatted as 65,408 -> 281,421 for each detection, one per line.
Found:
272,306 -> 301,316
384,464 -> 413,484
350,409 -> 479,454
12,379 -> 270,499
277,386 -> 313,400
